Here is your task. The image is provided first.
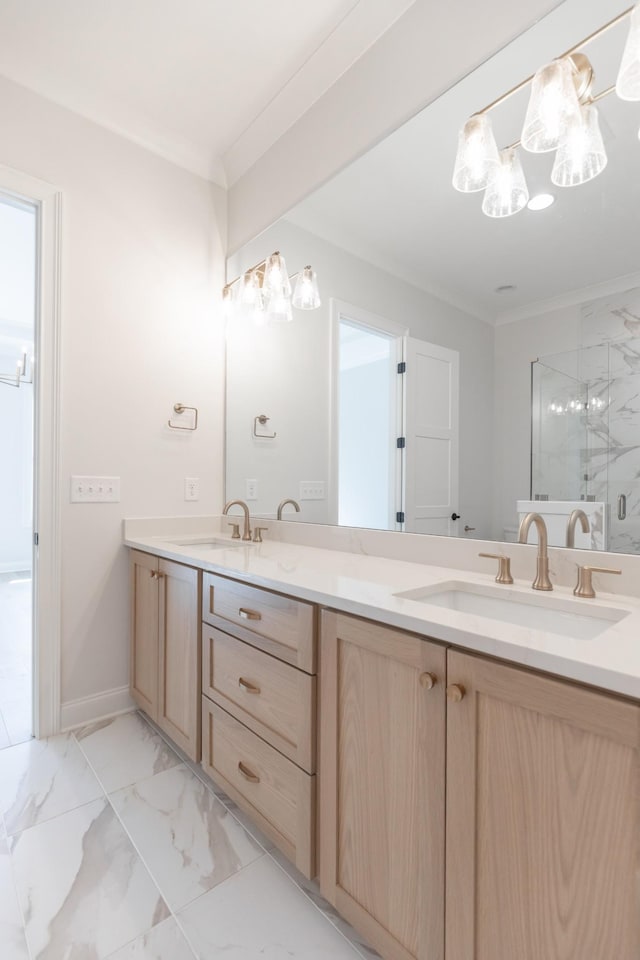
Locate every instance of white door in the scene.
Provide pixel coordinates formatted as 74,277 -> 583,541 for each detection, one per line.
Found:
403,337 -> 459,535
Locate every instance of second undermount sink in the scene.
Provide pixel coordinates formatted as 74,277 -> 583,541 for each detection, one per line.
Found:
394,581 -> 629,640
166,537 -> 244,550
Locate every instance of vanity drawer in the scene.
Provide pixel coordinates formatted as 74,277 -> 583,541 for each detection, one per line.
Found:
202,572 -> 315,673
203,626 -> 315,773
202,699 -> 315,877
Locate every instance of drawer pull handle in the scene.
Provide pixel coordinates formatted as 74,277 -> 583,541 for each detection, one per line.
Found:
239,608 -> 261,621
238,761 -> 260,783
238,677 -> 261,695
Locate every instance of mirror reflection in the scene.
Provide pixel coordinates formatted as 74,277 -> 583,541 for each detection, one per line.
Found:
226,0 -> 640,555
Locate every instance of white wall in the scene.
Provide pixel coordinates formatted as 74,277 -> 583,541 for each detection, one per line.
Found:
227,219 -> 494,538
0,75 -> 226,718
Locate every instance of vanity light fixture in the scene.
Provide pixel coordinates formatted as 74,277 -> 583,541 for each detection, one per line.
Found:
453,5 -> 638,217
222,250 -> 321,325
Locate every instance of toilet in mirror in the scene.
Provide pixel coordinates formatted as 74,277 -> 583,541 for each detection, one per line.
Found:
225,0 -> 640,556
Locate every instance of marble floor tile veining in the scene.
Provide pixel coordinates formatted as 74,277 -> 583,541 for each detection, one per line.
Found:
110,762 -> 264,910
0,732 -> 104,836
75,711 -> 182,793
178,855 -> 364,960
0,710 -> 378,960
104,916 -> 196,960
10,797 -> 170,960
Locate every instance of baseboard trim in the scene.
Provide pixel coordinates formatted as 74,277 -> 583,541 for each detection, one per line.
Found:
60,685 -> 135,731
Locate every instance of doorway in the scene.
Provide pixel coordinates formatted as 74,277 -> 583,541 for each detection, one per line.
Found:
0,195 -> 37,746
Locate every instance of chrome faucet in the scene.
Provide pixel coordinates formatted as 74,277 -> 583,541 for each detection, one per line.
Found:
277,498 -> 300,520
518,512 -> 553,591
566,508 -> 590,548
222,500 -> 251,541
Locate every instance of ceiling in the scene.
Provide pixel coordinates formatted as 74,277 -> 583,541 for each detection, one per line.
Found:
0,0 -> 415,186
286,0 -> 640,324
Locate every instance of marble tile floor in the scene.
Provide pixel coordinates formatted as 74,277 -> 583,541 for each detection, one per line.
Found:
0,709 -> 380,960
0,572 -> 33,748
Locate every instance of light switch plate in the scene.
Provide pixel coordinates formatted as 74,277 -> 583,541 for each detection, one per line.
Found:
299,480 -> 325,500
71,476 -> 120,503
184,477 -> 200,501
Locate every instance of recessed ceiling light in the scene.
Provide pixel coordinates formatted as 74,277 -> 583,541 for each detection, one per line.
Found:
495,284 -> 516,294
527,193 -> 555,211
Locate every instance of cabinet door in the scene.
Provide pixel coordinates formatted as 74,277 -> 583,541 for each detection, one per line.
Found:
130,550 -> 159,721
446,651 -> 640,960
157,559 -> 201,761
320,611 -> 446,960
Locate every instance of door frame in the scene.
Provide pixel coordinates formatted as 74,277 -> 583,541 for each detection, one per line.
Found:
329,299 -> 407,528
0,164 -> 63,739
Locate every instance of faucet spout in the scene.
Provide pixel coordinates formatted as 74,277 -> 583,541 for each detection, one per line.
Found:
566,508 -> 590,548
222,500 -> 252,541
518,512 -> 553,591
277,498 -> 301,521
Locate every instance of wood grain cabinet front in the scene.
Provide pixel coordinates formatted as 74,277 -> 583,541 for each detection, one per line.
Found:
202,698 -> 315,877
319,610 -> 640,960
129,550 -> 201,762
202,572 -> 315,672
202,625 -> 316,773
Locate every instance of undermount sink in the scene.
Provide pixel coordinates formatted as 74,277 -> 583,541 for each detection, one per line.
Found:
394,580 -> 629,640
166,537 -> 244,550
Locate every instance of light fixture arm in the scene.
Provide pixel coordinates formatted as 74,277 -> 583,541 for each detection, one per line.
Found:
476,5 -> 634,118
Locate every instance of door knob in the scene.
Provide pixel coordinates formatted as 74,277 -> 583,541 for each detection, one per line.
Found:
446,684 -> 465,703
451,513 -> 461,521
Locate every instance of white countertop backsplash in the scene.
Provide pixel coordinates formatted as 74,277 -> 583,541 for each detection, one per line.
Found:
124,515 -> 640,699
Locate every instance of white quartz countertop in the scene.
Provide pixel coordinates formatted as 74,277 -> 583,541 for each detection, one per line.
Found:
124,528 -> 640,700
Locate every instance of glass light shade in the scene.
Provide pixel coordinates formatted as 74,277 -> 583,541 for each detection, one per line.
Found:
551,103 -> 607,187
239,269 -> 263,307
452,114 -> 499,192
266,291 -> 293,323
617,4 -> 640,100
263,252 -> 292,298
481,148 -> 529,218
292,265 -> 321,309
222,284 -> 235,319
521,58 -> 581,153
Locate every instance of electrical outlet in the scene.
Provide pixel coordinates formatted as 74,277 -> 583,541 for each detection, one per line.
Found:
246,478 -> 258,500
71,476 -> 120,503
184,477 -> 200,501
299,480 -> 326,500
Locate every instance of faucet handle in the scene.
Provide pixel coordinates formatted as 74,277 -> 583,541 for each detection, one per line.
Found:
573,564 -> 622,599
252,527 -> 268,543
227,522 -> 241,540
479,552 -> 514,585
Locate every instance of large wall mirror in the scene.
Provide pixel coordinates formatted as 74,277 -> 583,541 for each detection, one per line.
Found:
226,0 -> 640,555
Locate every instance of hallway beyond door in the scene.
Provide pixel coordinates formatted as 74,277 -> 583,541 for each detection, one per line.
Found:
0,571 -> 32,747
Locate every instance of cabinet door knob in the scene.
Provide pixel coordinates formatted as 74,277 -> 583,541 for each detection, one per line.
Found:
419,672 -> 437,689
238,677 -> 261,695
239,607 -> 261,621
238,761 -> 260,783
446,684 -> 466,703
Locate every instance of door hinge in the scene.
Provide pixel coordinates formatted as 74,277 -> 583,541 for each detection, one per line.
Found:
396,511 -> 405,523
397,437 -> 406,449
397,361 -> 406,374
33,532 -> 39,546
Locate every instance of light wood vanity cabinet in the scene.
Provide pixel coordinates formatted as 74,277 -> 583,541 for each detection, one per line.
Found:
129,550 -> 201,762
320,610 -> 640,960
200,572 -> 317,878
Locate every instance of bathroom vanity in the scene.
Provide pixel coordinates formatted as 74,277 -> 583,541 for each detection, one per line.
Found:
125,519 -> 640,960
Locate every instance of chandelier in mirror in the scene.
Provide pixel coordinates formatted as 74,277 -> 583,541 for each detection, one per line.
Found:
453,4 -> 640,217
222,250 -> 321,324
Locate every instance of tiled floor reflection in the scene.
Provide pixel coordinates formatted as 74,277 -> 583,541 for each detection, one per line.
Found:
0,710 -> 379,960
0,572 -> 32,747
